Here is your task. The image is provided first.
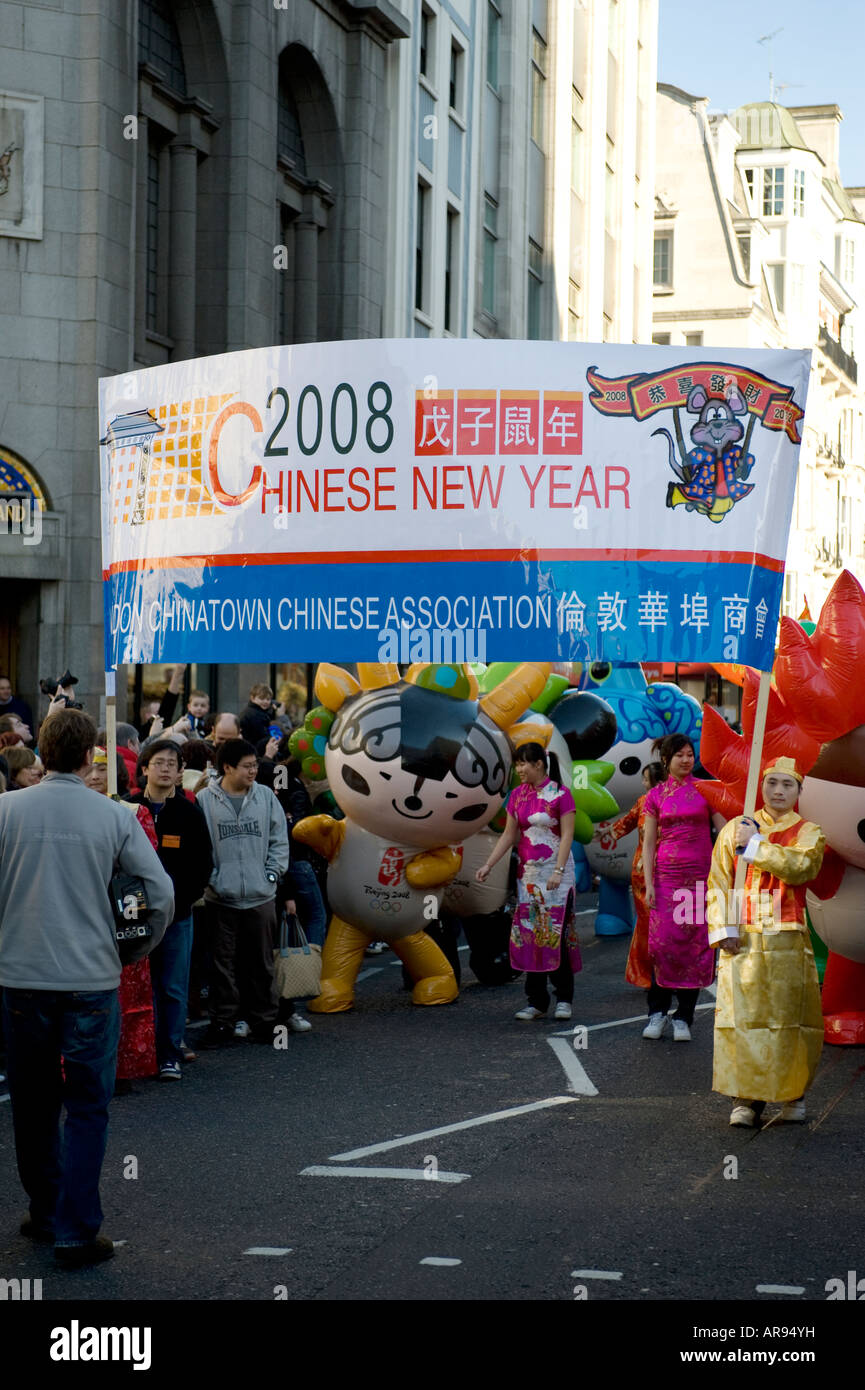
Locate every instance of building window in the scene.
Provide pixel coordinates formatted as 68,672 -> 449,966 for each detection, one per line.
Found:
568,278 -> 580,340
449,41 -> 464,113
527,240 -> 543,339
843,238 -> 855,284
737,233 -> 751,278
486,2 -> 500,93
531,29 -> 546,150
790,262 -> 805,313
684,332 -> 703,346
139,0 -> 187,96
420,6 -> 433,80
653,232 -> 672,288
769,262 -> 785,313
793,168 -> 805,216
605,137 -> 615,230
482,194 -> 497,317
415,181 -> 430,314
763,166 -> 785,216
444,207 -> 459,332
652,332 -> 671,345
145,136 -> 161,333
571,88 -> 584,195
743,167 -> 754,198
278,83 -> 307,176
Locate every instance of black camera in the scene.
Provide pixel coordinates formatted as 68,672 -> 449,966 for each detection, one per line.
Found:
39,669 -> 83,709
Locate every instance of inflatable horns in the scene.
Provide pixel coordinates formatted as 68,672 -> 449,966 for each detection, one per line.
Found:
479,662 -> 552,730
357,662 -> 401,690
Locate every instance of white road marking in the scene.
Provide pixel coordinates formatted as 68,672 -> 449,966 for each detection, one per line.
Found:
551,1001 -> 716,1038
328,1096 -> 578,1161
571,1269 -> 623,1280
573,909 -> 596,917
244,1246 -> 293,1256
705,981 -> 717,997
756,1284 -> 805,1295
420,1257 -> 462,1266
546,1038 -> 598,1095
0,1094 -> 10,1104
356,967 -> 384,982
301,1165 -> 470,1183
113,1240 -> 128,1247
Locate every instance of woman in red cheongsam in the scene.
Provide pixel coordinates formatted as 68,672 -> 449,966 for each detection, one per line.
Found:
597,762 -> 664,989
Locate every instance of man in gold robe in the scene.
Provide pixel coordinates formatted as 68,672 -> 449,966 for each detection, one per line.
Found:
707,756 -> 825,1128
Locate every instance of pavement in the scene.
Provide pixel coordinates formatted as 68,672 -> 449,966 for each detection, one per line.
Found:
1,891 -> 864,1316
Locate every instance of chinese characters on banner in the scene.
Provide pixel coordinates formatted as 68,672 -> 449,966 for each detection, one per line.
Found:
98,340 -> 809,668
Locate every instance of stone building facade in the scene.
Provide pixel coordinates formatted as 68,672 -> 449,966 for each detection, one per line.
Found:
0,0 -> 658,724
0,0 -> 409,721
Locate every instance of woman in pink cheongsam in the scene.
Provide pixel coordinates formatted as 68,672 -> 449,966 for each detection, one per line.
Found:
476,743 -> 580,1022
641,734 -> 724,1042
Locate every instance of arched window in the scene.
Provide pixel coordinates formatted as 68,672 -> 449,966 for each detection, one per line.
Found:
139,0 -> 187,97
135,0 -> 224,365
276,46 -> 342,345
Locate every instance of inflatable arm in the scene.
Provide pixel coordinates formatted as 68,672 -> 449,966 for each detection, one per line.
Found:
405,846 -> 463,889
292,814 -> 346,862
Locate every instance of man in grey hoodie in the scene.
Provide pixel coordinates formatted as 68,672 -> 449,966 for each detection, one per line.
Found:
196,738 -> 289,1046
0,708 -> 174,1267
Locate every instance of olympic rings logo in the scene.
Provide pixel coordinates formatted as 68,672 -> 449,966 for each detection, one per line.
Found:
368,895 -> 403,914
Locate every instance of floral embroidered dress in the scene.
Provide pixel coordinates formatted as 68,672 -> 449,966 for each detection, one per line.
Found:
508,778 -> 581,975
644,775 -> 714,989
606,793 -> 651,989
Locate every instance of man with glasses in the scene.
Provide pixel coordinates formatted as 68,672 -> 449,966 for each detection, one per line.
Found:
128,739 -> 214,1080
196,740 -> 289,1047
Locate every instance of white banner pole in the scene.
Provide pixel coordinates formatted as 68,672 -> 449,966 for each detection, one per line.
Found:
732,669 -> 772,925
105,668 -> 118,799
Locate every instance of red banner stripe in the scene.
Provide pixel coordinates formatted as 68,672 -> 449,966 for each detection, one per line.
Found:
103,547 -> 786,579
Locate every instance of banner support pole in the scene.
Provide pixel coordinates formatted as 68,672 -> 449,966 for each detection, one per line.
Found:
732,669 -> 772,924
105,669 -> 118,799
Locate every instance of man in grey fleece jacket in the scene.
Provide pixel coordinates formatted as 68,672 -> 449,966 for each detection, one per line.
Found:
0,709 -> 173,1267
196,737 -> 289,1045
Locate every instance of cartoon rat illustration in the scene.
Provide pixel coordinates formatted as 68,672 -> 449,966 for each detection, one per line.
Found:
654,382 -> 756,524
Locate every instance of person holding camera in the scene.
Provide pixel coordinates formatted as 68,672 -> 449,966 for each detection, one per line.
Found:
0,709 -> 173,1267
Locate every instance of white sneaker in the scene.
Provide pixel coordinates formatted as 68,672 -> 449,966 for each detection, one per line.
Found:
554,1002 -> 572,1021
671,1018 -> 691,1042
781,1099 -> 806,1123
729,1104 -> 757,1127
514,1006 -> 545,1021
288,1015 -> 312,1033
642,1012 -> 668,1039
234,1020 -> 251,1038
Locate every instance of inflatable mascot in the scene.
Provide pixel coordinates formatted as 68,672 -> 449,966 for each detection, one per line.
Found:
580,670 -> 704,935
292,659 -> 552,1012
699,571 -> 865,1044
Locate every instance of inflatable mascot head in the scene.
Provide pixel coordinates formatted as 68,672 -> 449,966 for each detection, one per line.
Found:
314,660 -> 551,848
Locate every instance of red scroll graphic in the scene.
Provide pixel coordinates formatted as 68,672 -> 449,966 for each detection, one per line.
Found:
586,362 -> 804,444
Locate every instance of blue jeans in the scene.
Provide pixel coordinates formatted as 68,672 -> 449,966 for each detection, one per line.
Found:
2,987 -> 120,1246
149,913 -> 193,1066
287,861 -> 327,947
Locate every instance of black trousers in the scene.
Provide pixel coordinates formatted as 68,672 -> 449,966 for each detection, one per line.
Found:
647,980 -> 699,1025
207,900 -> 278,1030
525,948 -> 574,1011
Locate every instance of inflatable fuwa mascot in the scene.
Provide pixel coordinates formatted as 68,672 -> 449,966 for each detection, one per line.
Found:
292,659 -> 551,1012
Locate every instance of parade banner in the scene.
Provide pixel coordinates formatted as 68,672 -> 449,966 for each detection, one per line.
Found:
98,340 -> 810,667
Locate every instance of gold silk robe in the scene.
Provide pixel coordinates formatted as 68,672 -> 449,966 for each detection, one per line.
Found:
707,809 -> 825,1103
